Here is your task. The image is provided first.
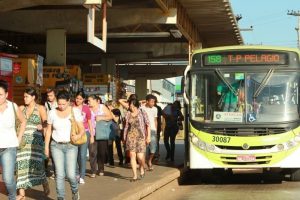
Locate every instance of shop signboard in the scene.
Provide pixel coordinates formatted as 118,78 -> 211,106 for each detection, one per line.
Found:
83,73 -> 110,85
0,57 -> 12,76
84,84 -> 108,95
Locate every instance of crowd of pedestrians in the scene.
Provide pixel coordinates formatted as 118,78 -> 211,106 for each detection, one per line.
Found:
0,79 -> 184,200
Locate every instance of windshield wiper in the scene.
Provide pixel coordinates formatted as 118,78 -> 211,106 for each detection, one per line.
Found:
253,68 -> 275,98
215,69 -> 238,96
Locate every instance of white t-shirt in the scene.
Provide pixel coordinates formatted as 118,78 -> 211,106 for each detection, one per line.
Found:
141,105 -> 157,131
0,100 -> 19,148
48,107 -> 83,143
45,101 -> 58,114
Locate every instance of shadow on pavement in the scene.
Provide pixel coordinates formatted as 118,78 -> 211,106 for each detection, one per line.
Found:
178,169 -> 284,186
103,171 -> 131,180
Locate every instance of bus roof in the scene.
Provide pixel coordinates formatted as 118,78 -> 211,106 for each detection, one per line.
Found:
193,45 -> 300,55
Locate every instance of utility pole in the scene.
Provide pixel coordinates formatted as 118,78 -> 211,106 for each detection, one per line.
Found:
287,10 -> 300,48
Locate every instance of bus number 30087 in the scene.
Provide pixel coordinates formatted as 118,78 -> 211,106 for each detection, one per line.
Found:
212,136 -> 231,143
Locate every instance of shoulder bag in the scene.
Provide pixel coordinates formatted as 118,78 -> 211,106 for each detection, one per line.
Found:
95,120 -> 115,140
70,108 -> 87,145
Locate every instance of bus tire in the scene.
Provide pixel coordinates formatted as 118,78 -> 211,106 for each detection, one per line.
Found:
200,169 -> 224,183
290,169 -> 300,181
199,169 -> 213,182
262,171 -> 282,183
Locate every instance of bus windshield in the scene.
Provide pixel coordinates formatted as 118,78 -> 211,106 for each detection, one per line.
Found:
190,70 -> 300,124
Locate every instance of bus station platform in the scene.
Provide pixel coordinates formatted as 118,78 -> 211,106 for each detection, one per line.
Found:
0,142 -> 184,200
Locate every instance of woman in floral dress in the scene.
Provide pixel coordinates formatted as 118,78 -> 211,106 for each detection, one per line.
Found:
123,99 -> 150,182
16,87 -> 49,200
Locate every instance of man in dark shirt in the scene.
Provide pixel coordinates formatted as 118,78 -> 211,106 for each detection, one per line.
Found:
154,97 -> 162,161
111,107 -> 124,165
163,101 -> 184,162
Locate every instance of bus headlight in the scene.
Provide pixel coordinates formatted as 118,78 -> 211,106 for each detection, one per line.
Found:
287,140 -> 297,148
190,133 -> 217,152
190,133 -> 205,150
277,144 -> 284,151
207,144 -> 216,152
198,140 -> 206,150
277,138 -> 300,151
191,135 -> 199,144
294,135 -> 300,142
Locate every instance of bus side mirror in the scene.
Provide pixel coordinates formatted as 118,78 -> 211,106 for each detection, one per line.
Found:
181,76 -> 184,94
183,65 -> 190,104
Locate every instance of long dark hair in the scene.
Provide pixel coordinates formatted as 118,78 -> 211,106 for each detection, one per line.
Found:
173,100 -> 181,110
25,87 -> 38,100
56,90 -> 70,101
128,94 -> 138,102
0,80 -> 8,93
75,91 -> 86,99
128,99 -> 140,109
88,94 -> 102,104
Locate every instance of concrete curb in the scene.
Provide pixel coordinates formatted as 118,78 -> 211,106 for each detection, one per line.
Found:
113,167 -> 183,200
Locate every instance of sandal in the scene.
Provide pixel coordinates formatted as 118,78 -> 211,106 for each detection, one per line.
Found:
130,178 -> 138,182
147,165 -> 154,171
16,195 -> 25,200
140,173 -> 145,179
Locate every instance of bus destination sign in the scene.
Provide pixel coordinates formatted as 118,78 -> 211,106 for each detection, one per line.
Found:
203,52 -> 288,66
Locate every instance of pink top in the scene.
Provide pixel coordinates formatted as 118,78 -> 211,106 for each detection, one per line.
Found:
74,104 -> 91,131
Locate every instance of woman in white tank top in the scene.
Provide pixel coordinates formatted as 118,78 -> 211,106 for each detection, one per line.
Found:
0,80 -> 26,200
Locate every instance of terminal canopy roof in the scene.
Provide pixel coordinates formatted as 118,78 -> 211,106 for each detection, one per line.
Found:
0,0 -> 243,78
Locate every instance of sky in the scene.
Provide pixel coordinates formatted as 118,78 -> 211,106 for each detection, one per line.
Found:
231,0 -> 300,48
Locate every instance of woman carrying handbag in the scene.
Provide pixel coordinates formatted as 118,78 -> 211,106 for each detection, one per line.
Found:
44,90 -> 85,200
73,91 -> 93,184
88,95 -> 113,177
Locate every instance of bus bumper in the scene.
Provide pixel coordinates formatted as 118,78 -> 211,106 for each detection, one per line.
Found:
273,146 -> 300,168
189,143 -> 300,169
189,145 -> 215,169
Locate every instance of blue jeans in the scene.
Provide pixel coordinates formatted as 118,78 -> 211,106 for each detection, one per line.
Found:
51,141 -> 78,198
0,147 -> 17,200
77,131 -> 90,179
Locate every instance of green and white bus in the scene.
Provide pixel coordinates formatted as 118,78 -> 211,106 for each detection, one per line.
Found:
183,46 -> 300,180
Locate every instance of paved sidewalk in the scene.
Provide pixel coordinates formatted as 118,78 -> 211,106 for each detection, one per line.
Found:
0,142 -> 184,200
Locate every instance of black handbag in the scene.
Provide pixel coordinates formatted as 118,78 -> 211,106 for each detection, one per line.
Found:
111,121 -> 121,137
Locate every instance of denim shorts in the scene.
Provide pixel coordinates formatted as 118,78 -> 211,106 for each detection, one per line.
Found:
148,130 -> 157,154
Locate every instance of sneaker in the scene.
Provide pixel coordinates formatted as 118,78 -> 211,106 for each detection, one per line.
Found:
98,172 -> 104,176
79,178 -> 85,184
72,191 -> 80,200
90,174 -> 96,178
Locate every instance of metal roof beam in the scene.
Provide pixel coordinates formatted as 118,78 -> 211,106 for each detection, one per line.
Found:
175,1 -> 201,46
154,0 -> 201,46
154,0 -> 175,13
0,8 -> 177,34
0,0 -> 92,12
